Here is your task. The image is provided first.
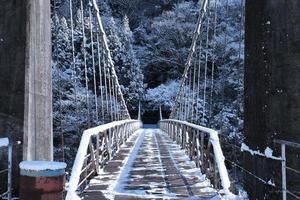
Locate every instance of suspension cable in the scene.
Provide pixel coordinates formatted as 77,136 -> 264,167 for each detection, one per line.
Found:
183,80 -> 188,121
80,0 -> 91,127
103,53 -> 109,121
53,1 -> 65,162
202,1 -> 211,125
170,0 -> 209,118
107,66 -> 113,121
195,38 -> 202,124
187,67 -> 192,121
92,0 -> 131,119
88,2 -> 99,123
209,0 -> 218,122
111,77 -> 116,121
220,0 -> 229,131
96,31 -> 104,121
69,0 -> 80,134
191,56 -> 197,123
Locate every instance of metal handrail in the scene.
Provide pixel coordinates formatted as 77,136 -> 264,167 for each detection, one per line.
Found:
65,120 -> 142,200
0,138 -> 12,200
159,119 -> 231,194
274,139 -> 300,200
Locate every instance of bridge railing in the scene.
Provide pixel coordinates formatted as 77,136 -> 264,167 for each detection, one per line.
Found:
159,119 -> 231,194
0,138 -> 12,200
66,120 -> 142,200
273,140 -> 300,200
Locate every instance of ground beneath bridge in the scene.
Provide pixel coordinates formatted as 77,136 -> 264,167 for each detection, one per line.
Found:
82,129 -> 221,200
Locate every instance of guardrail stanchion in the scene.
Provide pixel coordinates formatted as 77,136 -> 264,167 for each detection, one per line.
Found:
281,143 -> 287,200
8,143 -> 12,200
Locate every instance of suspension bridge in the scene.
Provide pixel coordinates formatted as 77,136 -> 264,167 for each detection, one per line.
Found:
0,0 -> 300,200
61,0 -> 235,199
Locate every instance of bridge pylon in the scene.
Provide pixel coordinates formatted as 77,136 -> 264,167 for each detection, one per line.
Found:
0,0 -> 53,191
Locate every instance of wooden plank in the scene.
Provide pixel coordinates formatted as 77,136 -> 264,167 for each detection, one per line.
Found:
83,129 -> 217,200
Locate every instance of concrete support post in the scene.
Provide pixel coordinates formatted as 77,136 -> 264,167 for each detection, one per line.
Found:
0,0 -> 52,164
23,0 -> 52,161
244,1 -> 300,198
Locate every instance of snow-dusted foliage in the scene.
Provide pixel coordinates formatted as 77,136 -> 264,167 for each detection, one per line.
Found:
135,1 -> 199,87
145,81 -> 179,111
103,15 -> 144,112
51,2 -> 144,162
135,0 -> 244,141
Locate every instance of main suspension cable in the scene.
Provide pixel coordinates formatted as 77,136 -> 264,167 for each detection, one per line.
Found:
170,0 -> 209,119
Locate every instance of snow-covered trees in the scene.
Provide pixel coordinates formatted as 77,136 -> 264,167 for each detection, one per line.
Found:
134,0 -> 244,138
103,15 -> 144,112
51,0 -> 244,163
134,2 -> 199,87
145,81 -> 179,111
52,2 -> 145,161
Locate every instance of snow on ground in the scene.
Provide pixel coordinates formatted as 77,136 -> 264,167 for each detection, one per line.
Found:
81,128 -> 247,199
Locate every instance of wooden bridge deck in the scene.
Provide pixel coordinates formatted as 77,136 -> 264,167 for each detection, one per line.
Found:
82,129 -> 219,200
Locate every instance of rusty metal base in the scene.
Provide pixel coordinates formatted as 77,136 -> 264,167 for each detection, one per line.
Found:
20,175 -> 64,200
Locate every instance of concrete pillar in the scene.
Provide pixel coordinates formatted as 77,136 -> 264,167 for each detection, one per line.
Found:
23,0 -> 53,161
245,0 -> 300,149
0,0 -> 52,192
244,0 -> 300,198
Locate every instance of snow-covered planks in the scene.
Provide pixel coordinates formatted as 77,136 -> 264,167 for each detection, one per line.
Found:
82,129 -> 225,200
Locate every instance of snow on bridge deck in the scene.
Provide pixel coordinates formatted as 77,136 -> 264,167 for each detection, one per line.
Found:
82,129 -> 221,200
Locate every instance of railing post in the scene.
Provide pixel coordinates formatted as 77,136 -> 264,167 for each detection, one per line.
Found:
196,130 -> 200,167
190,130 -> 196,160
214,158 -> 218,188
89,141 -> 97,174
96,134 -> 100,173
182,125 -> 186,149
108,129 -> 112,159
200,132 -> 204,169
171,122 -> 173,138
7,144 -> 12,200
179,124 -> 183,144
123,123 -> 127,143
281,143 -> 287,200
84,157 -> 88,187
175,123 -> 177,142
105,130 -> 110,160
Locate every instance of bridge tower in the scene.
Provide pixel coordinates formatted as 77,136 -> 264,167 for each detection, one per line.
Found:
245,0 -> 300,198
0,0 -> 52,190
